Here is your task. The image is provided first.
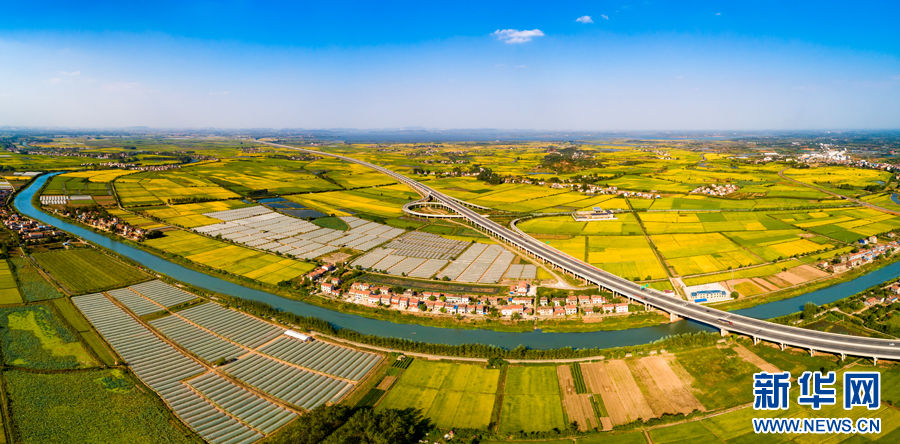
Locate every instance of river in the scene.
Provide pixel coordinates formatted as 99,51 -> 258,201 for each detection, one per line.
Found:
13,173 -> 895,350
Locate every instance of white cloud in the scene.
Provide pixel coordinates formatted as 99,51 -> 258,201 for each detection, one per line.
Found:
890,74 -> 900,81
491,29 -> 544,44
515,65 -> 527,68
715,12 -> 721,16
601,14 -> 609,20
576,16 -> 593,24
59,70 -> 80,76
48,78 -> 62,84
209,91 -> 229,95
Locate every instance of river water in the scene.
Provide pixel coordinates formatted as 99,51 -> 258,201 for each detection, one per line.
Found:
13,174 -> 896,350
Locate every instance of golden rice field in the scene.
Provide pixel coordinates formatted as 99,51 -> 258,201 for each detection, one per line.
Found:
286,189 -> 410,217
114,176 -> 240,207
518,214 -> 644,236
652,233 -> 763,276
143,200 -> 253,228
56,170 -> 138,182
144,230 -> 314,284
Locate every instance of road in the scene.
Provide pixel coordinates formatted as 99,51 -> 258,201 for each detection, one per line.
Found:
257,140 -> 900,362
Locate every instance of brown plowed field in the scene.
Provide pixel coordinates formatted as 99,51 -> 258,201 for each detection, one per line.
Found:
733,345 -> 779,373
557,365 -> 598,431
581,361 -> 653,425
634,356 -> 705,415
752,277 -> 780,292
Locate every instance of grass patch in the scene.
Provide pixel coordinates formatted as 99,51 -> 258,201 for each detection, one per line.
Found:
4,369 -> 198,444
676,347 -> 760,410
0,304 -> 97,369
9,257 -> 63,301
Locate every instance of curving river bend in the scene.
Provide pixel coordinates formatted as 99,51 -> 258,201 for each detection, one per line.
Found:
14,173 -> 900,350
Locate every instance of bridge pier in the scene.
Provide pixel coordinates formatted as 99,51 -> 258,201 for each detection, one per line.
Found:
720,328 -> 728,337
753,337 -> 759,345
809,349 -> 815,357
780,343 -> 784,351
669,312 -> 678,322
840,353 -> 845,362
874,357 -> 878,366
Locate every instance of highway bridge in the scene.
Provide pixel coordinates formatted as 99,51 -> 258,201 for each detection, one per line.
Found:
257,140 -> 900,363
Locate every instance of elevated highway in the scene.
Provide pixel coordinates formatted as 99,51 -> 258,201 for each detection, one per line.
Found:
257,140 -> 900,362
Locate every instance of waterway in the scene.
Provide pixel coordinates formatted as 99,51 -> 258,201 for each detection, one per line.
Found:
12,174 -> 895,350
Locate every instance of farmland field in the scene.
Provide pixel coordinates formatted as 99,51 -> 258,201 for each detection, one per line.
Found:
500,366 -> 566,434
4,369 -> 197,444
142,199 -> 254,228
0,304 -> 97,369
652,233 -> 764,275
8,258 -> 64,302
144,229 -> 315,284
376,360 -> 498,429
675,347 -> 759,410
32,249 -> 149,293
285,188 -> 412,218
0,259 -> 23,304
114,170 -> 242,206
517,214 -> 644,236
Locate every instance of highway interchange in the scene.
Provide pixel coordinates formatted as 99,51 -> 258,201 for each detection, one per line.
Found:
258,140 -> 900,362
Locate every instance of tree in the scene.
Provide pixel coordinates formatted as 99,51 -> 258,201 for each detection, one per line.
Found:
731,291 -> 739,299
803,302 -> 818,320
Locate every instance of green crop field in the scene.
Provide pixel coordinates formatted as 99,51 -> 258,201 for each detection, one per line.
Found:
0,259 -> 23,304
9,257 -> 64,302
51,298 -> 117,366
675,347 -> 759,410
0,304 -> 97,369
114,170 -> 242,207
377,360 -> 499,429
649,420 -> 718,443
32,249 -> 149,294
518,214 -> 644,236
500,366 -> 566,434
4,369 -> 197,444
144,230 -> 315,284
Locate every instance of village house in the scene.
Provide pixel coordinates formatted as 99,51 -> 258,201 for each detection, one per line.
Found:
538,306 -> 554,316
539,297 -> 549,306
510,297 -> 532,306
616,303 -> 629,313
554,307 -> 565,316
592,295 -> 606,305
578,295 -> 591,306
565,305 -> 578,315
500,305 -> 525,317
551,298 -> 565,306
602,304 -> 615,313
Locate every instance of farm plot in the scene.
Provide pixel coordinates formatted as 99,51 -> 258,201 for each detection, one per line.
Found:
517,214 -> 644,236
150,315 -> 244,363
504,264 -> 538,280
144,230 -> 315,284
0,304 -> 97,369
257,335 -> 381,380
382,231 -> 469,260
377,360 -> 498,430
0,259 -> 23,304
436,243 -> 489,280
188,158 -> 343,194
731,345 -> 779,373
557,365 -> 599,431
176,303 -> 285,349
222,354 -> 351,409
32,249 -> 149,294
630,356 -> 706,416
128,280 -> 197,307
500,366 -> 566,434
580,361 -> 654,426
195,208 -> 402,259
455,245 -> 513,283
651,233 -> 763,276
144,199 -> 253,228
682,261 -> 804,287
114,171 -> 241,207
107,288 -> 164,316
71,293 -> 264,444
586,236 -> 667,280
3,369 -> 197,444
285,188 -> 410,218
186,372 -> 297,434
676,347 -> 760,410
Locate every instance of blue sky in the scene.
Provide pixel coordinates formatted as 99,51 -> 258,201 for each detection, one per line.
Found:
1,1 -> 898,130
